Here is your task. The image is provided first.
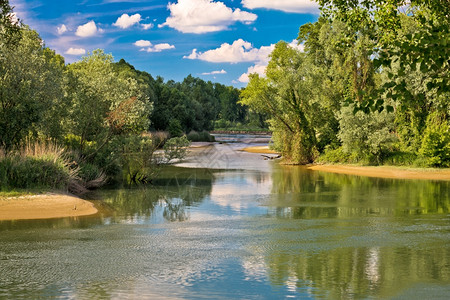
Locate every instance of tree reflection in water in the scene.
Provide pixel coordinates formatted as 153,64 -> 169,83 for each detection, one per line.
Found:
259,165 -> 450,298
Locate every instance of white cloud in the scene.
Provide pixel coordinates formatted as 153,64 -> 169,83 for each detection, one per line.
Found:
57,24 -> 67,35
184,39 -> 274,63
160,0 -> 257,34
134,40 -> 152,47
145,43 -> 176,52
75,21 -> 100,37
65,47 -> 86,55
238,39 -> 304,82
238,63 -> 266,82
241,0 -> 319,13
134,41 -> 175,52
113,13 -> 142,29
141,23 -> 153,30
201,69 -> 227,75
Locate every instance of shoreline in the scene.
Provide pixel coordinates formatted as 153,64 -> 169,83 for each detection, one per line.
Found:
0,193 -> 98,221
307,164 -> 450,181
241,145 -> 450,181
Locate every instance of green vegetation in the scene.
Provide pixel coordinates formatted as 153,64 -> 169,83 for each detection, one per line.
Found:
241,1 -> 449,166
0,1 -> 265,192
0,0 -> 447,194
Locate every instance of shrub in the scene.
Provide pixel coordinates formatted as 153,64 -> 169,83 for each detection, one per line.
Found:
187,130 -> 215,142
168,119 -> 183,137
0,143 -> 81,192
163,136 -> 191,163
418,116 -> 450,167
317,147 -> 351,164
383,151 -> 417,166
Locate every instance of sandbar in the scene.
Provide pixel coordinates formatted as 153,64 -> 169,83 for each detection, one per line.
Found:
0,193 -> 98,221
307,164 -> 450,181
240,145 -> 279,154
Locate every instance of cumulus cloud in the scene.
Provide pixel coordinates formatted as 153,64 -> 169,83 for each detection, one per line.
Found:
134,40 -> 175,52
113,13 -> 142,29
65,47 -> 86,55
160,0 -> 257,34
238,64 -> 266,82
75,21 -> 100,37
134,40 -> 152,47
57,24 -> 67,35
241,0 -> 319,13
238,40 -> 304,82
141,23 -> 153,30
184,39 -> 273,63
201,69 -> 227,75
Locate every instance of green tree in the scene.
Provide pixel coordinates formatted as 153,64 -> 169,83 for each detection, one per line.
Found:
66,49 -> 151,155
0,27 -> 65,152
241,42 -> 318,164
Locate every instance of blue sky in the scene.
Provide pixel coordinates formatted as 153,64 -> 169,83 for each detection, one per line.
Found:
11,0 -> 319,87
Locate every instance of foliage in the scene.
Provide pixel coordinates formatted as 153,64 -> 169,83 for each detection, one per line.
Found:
163,136 -> 191,163
241,42 -> 320,164
66,49 -> 151,155
338,105 -> 397,164
168,119 -> 183,137
120,135 -> 159,184
186,130 -> 215,142
0,143 -> 81,193
0,27 -> 65,152
418,114 -> 450,167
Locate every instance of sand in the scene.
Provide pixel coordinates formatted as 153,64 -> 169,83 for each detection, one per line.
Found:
240,145 -> 279,154
307,164 -> 450,181
0,193 -> 98,221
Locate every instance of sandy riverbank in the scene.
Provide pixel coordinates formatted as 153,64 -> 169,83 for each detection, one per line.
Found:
0,193 -> 98,221
240,145 -> 279,154
241,146 -> 450,180
307,165 -> 450,181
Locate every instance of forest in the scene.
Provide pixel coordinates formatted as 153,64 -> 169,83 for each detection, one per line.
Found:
0,0 -> 449,193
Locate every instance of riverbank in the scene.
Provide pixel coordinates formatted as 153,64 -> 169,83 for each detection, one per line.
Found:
0,193 -> 98,221
240,145 -> 279,154
307,164 -> 450,181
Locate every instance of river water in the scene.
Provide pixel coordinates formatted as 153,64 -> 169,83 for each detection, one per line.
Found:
1,137 -> 449,299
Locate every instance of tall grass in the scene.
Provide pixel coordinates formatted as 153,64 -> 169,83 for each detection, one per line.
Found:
0,142 -> 86,194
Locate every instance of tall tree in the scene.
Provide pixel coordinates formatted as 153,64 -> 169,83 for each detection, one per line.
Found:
241,42 -> 318,164
0,27 -> 65,152
66,50 -> 151,155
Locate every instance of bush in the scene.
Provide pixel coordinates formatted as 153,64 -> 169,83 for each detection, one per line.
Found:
163,136 -> 191,163
383,151 -> 417,166
0,143 -> 80,192
187,130 -> 215,142
418,117 -> 450,167
317,147 -> 351,164
168,119 -> 183,137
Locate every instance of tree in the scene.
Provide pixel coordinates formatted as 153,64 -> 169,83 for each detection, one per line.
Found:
0,27 -> 65,152
0,0 -> 21,46
241,42 -> 318,164
66,50 -> 151,155
317,0 -> 449,109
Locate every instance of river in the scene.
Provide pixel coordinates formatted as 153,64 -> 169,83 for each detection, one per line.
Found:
1,136 -> 449,299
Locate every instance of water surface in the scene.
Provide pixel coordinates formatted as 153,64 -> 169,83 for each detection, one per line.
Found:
1,142 -> 449,299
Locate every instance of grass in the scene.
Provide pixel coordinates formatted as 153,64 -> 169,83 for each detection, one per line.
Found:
0,142 -> 83,194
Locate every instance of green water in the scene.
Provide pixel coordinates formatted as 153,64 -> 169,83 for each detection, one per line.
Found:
0,143 -> 449,299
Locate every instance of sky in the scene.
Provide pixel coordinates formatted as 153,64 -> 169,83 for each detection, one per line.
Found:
11,0 -> 319,87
